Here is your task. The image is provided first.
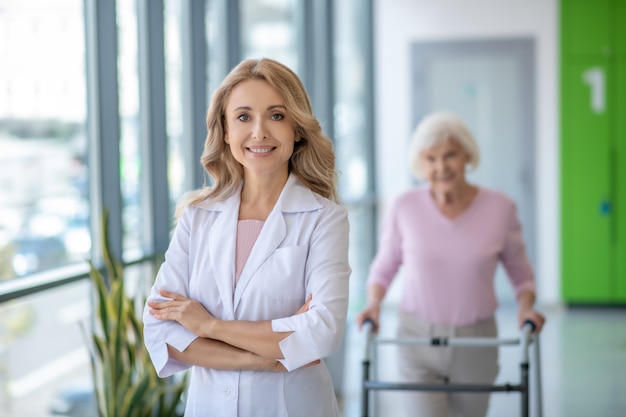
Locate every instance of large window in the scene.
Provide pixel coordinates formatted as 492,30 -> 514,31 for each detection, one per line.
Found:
2,280 -> 93,415
0,0 -> 89,281
240,0 -> 301,73
164,0 -> 186,208
117,0 -> 144,259
334,0 -> 376,316
0,1 -> 91,412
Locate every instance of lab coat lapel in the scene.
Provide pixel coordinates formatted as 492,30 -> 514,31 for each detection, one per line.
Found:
233,205 -> 286,311
207,191 -> 240,320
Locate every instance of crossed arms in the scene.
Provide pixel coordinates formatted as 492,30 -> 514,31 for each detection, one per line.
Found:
147,290 -> 317,372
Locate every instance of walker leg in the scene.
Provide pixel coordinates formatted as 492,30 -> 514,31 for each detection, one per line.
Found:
533,336 -> 543,417
521,362 -> 529,417
361,359 -> 370,417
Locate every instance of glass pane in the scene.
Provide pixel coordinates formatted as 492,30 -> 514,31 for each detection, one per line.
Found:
164,0 -> 186,218
1,280 -> 94,415
0,0 -> 90,280
240,0 -> 300,73
206,0 -> 224,97
117,0 -> 144,259
334,0 -> 376,316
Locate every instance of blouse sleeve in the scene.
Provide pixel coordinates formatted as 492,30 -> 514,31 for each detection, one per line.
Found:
271,204 -> 351,371
142,208 -> 198,377
366,197 -> 404,291
499,201 -> 536,297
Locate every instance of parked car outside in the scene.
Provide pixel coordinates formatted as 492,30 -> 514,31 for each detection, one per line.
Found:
48,383 -> 96,417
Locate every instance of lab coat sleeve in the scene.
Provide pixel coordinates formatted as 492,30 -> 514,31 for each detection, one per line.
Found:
271,204 -> 351,371
143,208 -> 199,378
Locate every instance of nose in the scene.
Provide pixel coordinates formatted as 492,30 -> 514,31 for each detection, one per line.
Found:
252,119 -> 268,140
434,157 -> 447,172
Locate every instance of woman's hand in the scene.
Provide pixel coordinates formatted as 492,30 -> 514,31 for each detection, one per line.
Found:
516,290 -> 546,334
356,284 -> 386,333
355,304 -> 380,333
518,307 -> 545,334
148,289 -> 215,338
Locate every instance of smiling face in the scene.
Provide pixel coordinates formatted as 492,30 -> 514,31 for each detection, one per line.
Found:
224,79 -> 297,180
419,138 -> 471,194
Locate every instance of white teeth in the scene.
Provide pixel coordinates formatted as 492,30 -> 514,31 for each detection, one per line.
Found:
248,147 -> 273,154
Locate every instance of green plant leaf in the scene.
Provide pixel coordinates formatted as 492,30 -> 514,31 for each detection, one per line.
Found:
88,260 -> 110,338
125,375 -> 154,416
84,211 -> 186,417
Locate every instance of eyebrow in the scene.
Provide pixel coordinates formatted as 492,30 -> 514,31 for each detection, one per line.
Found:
232,104 -> 287,112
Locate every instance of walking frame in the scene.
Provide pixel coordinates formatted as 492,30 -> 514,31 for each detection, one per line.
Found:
360,319 -> 543,417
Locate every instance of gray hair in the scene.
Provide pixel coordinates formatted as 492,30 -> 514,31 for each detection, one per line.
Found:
408,111 -> 480,180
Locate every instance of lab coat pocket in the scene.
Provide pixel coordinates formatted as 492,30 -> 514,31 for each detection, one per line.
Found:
256,245 -> 307,304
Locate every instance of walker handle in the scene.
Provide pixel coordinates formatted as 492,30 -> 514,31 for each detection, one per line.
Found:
362,318 -> 376,333
522,320 -> 537,333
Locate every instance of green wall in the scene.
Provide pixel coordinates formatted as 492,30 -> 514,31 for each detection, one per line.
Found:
560,0 -> 626,304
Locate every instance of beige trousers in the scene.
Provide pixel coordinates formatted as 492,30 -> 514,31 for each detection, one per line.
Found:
396,312 -> 500,417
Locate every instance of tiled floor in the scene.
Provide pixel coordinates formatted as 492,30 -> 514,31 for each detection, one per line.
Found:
338,302 -> 626,417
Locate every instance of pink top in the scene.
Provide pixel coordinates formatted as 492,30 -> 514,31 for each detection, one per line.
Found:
235,220 -> 264,287
367,185 -> 535,326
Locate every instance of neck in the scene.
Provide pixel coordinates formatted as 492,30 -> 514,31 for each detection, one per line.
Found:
430,182 -> 478,220
431,182 -> 476,208
431,183 -> 478,219
239,171 -> 289,220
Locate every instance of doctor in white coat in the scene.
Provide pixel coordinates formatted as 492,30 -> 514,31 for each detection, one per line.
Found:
143,58 -> 351,417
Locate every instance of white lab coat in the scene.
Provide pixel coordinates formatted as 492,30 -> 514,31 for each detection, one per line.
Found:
143,174 -> 351,417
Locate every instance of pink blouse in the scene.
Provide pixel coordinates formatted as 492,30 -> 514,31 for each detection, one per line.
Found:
235,220 -> 264,287
367,185 -> 535,326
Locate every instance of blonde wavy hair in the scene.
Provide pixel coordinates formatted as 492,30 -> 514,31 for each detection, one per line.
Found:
175,58 -> 338,219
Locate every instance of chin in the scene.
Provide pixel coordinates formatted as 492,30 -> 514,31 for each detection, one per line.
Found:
432,181 -> 458,192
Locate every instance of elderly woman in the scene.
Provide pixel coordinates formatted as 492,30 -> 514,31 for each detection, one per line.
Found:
356,111 -> 545,417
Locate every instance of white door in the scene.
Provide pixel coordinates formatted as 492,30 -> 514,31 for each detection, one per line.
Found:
411,39 -> 536,303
